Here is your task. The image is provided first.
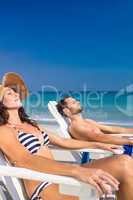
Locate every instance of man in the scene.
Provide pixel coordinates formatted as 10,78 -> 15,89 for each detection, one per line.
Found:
57,96 -> 133,145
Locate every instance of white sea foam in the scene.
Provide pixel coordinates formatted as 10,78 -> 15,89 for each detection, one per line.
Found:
34,115 -> 132,127
31,112 -> 133,127
99,121 -> 133,127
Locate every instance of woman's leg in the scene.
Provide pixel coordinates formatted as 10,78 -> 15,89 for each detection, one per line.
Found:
30,154 -> 133,200
40,183 -> 79,200
82,155 -> 133,200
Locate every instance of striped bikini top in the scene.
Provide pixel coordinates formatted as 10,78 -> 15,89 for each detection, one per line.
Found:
18,131 -> 50,154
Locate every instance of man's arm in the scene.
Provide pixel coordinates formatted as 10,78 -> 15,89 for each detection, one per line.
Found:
97,124 -> 133,134
73,124 -> 133,145
86,119 -> 133,134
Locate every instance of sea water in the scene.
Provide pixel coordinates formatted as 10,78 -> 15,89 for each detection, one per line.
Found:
23,91 -> 133,126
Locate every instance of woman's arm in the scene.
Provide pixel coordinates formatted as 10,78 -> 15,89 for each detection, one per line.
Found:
40,127 -> 121,153
0,126 -> 80,176
0,126 -> 119,195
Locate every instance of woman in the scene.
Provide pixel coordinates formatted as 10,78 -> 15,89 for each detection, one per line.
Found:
0,72 -> 133,200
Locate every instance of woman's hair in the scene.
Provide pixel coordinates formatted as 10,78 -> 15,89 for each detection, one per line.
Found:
0,101 -> 40,130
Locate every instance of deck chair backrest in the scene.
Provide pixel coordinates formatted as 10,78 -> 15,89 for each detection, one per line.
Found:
0,151 -> 29,200
48,101 -> 84,162
48,101 -> 71,138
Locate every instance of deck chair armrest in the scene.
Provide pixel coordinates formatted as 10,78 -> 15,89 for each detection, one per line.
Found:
0,165 -> 81,187
0,165 -> 101,200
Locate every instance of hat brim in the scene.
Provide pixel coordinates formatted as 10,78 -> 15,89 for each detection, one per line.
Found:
2,72 -> 29,100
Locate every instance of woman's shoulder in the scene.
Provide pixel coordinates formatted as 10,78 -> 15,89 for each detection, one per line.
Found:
0,124 -> 9,131
0,125 -> 14,136
0,125 -> 18,150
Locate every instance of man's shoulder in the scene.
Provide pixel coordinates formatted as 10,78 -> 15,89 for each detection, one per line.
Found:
70,120 -> 85,131
85,118 -> 96,122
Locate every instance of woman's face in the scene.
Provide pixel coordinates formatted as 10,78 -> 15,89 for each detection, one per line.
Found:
2,87 -> 22,109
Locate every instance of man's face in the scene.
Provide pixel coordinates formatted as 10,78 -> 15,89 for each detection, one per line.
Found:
64,97 -> 83,115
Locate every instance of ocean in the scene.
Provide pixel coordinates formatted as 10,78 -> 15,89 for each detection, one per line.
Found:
23,91 -> 133,127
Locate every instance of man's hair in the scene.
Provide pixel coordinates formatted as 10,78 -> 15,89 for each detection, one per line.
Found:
56,96 -> 70,117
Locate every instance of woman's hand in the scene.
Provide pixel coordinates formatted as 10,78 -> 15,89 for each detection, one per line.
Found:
74,166 -> 119,196
96,143 -> 122,154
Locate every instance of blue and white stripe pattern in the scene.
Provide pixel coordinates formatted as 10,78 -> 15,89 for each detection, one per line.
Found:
30,181 -> 51,200
18,131 -> 52,199
18,131 -> 50,154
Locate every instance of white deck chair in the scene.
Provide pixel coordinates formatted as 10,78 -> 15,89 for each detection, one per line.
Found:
48,101 -> 123,163
0,151 -> 101,200
0,151 -> 29,200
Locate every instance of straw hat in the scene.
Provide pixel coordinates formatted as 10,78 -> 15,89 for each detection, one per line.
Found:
0,72 -> 29,101
0,85 -> 9,102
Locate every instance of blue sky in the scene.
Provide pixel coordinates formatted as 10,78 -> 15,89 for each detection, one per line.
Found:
0,0 -> 133,91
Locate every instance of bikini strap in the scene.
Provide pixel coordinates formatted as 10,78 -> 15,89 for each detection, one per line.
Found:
7,123 -> 22,133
